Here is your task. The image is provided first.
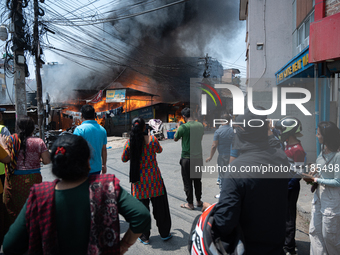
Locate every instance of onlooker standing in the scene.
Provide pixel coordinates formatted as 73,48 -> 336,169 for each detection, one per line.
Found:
205,113 -> 234,198
303,121 -> 340,255
0,136 -> 10,246
3,116 -> 50,233
121,117 -> 172,245
0,140 -> 10,163
0,109 -> 10,136
3,134 -> 150,255
275,117 -> 306,255
174,107 -> 204,210
74,104 -> 107,175
0,109 -> 10,246
213,109 -> 290,254
0,109 -> 10,200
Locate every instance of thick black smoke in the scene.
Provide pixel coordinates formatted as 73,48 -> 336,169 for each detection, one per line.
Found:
105,0 -> 243,102
45,0 -> 243,103
111,0 -> 241,58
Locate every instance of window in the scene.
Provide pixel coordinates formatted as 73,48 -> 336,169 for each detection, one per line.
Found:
305,18 -> 310,38
296,11 -> 314,52
256,43 -> 264,50
298,26 -> 304,45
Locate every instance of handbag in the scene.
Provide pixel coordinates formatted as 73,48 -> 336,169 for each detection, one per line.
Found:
311,152 -> 337,193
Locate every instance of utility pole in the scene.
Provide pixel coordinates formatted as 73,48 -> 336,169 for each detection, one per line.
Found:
202,53 -> 210,78
12,0 -> 27,117
34,0 -> 44,139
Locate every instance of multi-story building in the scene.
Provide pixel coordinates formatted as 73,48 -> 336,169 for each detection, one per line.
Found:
238,0 -> 340,160
309,0 -> 340,133
239,0 -> 293,89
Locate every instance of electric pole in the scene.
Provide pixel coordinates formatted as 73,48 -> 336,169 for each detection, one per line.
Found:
34,0 -> 44,139
203,53 -> 210,78
12,0 -> 27,117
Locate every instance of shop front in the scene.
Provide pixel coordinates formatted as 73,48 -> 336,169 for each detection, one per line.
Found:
275,46 -> 318,160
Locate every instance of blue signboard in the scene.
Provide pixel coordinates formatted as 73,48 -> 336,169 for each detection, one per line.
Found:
275,46 -> 314,85
106,89 -> 126,103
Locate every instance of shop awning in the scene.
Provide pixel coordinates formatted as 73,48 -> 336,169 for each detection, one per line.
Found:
275,46 -> 314,86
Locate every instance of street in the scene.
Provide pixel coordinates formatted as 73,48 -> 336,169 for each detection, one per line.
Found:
1,0 -> 338,253
39,132 -> 311,255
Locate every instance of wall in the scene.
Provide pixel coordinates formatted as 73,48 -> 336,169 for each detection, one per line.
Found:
309,11 -> 340,62
326,0 -> 340,16
247,0 -> 292,89
296,0 -> 314,27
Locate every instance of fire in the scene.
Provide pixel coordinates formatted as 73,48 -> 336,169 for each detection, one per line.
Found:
53,76 -> 161,131
128,99 -> 149,111
168,113 -> 184,123
92,99 -> 109,112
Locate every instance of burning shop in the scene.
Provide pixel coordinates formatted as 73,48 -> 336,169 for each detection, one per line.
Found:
49,87 -> 188,137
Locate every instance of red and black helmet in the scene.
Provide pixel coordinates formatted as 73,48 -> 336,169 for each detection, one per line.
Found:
188,203 -> 245,255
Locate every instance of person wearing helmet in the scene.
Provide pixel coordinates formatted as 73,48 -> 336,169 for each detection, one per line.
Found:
275,117 -> 306,255
213,109 -> 290,255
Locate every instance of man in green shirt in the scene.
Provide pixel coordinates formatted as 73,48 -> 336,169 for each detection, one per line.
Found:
174,107 -> 204,210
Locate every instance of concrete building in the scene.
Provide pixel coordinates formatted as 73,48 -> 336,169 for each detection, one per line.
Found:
239,0 -> 293,89
309,0 -> 340,134
238,0 -> 339,161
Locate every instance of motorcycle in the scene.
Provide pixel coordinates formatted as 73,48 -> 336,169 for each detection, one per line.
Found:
189,203 -> 245,255
42,126 -> 76,150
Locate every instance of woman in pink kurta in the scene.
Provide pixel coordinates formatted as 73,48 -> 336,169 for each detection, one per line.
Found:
3,116 -> 50,233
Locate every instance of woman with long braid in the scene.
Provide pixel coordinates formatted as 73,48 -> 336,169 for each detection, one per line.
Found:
2,116 -> 50,233
122,117 -> 172,245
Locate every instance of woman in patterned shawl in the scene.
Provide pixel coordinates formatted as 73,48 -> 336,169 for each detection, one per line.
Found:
122,117 -> 172,245
3,134 -> 150,254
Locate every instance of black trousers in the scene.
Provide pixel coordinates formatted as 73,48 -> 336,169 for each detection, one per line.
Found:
180,158 -> 202,204
139,186 -> 171,239
284,187 -> 300,252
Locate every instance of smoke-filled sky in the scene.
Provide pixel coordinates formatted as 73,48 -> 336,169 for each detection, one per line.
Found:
14,0 -> 246,102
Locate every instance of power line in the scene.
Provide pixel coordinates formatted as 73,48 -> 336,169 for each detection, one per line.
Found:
232,49 -> 246,64
44,0 -> 187,26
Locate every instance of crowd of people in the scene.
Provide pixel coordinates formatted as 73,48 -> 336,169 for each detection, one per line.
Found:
0,105 -> 339,254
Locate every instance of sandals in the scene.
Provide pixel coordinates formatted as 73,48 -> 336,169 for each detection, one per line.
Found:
196,201 -> 203,207
138,235 -> 150,245
161,233 -> 173,241
139,234 -> 172,244
180,203 -> 194,210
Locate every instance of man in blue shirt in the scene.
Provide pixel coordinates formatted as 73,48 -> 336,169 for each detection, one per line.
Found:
74,105 -> 107,174
206,113 -> 234,198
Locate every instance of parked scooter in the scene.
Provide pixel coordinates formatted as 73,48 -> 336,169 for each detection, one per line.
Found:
148,119 -> 165,140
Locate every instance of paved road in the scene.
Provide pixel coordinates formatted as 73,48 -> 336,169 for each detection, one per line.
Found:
35,131 -> 311,254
